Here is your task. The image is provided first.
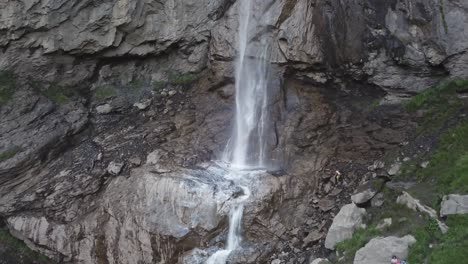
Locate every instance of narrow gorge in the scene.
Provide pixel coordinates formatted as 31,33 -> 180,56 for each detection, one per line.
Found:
1,1 -> 468,264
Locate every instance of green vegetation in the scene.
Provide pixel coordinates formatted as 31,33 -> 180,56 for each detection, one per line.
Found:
167,71 -> 200,85
129,79 -> 145,90
152,81 -> 167,91
150,71 -> 200,92
438,0 -> 448,34
408,215 -> 468,263
41,85 -> 70,104
405,79 -> 467,112
94,85 -> 117,100
400,121 -> 468,203
0,71 -> 16,105
0,227 -> 54,263
30,80 -> 73,104
335,226 -> 381,263
0,146 -> 21,162
421,121 -> 468,193
405,79 -> 468,134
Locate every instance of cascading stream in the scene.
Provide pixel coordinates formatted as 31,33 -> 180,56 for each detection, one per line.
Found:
206,186 -> 250,264
207,0 -> 273,263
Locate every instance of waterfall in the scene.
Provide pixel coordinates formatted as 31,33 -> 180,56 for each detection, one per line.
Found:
223,0 -> 272,170
207,0 -> 273,263
206,186 -> 250,264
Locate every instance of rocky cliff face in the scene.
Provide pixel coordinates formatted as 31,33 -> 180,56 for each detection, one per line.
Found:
1,0 -> 467,263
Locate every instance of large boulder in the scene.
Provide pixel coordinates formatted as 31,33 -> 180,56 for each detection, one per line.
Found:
324,204 -> 366,250
440,194 -> 468,216
353,235 -> 416,264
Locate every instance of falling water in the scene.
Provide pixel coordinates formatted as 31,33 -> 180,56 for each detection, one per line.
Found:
206,186 -> 250,264
207,0 -> 273,263
223,0 -> 272,170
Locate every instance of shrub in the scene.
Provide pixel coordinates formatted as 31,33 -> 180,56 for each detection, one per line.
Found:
0,71 -> 16,105
0,146 -> 21,162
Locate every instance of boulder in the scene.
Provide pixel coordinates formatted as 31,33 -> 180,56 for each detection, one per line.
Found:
376,218 -> 392,231
440,194 -> 468,216
133,99 -> 152,110
353,235 -> 416,264
310,258 -> 330,264
351,178 -> 386,206
324,204 -> 366,249
107,161 -> 124,175
96,104 -> 113,114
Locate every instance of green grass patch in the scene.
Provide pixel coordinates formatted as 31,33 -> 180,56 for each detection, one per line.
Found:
0,71 -> 16,105
94,85 -> 117,100
405,79 -> 468,112
408,215 -> 468,263
167,71 -> 200,85
152,81 -> 167,91
30,80 -> 72,104
41,85 -> 70,104
0,227 -> 54,263
415,121 -> 468,194
129,79 -> 146,90
0,146 -> 21,162
335,226 -> 381,263
404,79 -> 467,134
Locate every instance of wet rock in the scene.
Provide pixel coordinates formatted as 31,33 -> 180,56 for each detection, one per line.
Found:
107,161 -> 124,175
353,235 -> 416,264
440,194 -> 468,216
324,204 -> 366,249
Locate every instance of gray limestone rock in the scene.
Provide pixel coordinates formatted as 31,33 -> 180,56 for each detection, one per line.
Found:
440,194 -> 468,216
353,235 -> 416,264
324,204 -> 366,250
107,161 -> 124,175
310,258 -> 330,264
96,104 -> 113,114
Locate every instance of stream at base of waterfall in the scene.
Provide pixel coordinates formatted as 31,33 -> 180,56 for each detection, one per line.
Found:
206,0 -> 274,263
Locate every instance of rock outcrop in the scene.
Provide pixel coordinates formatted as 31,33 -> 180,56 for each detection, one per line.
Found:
353,235 -> 416,264
397,191 -> 448,233
440,194 -> 468,216
324,204 -> 366,250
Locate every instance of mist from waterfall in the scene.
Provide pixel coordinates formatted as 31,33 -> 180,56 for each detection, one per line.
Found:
223,0 -> 272,170
207,0 -> 273,263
